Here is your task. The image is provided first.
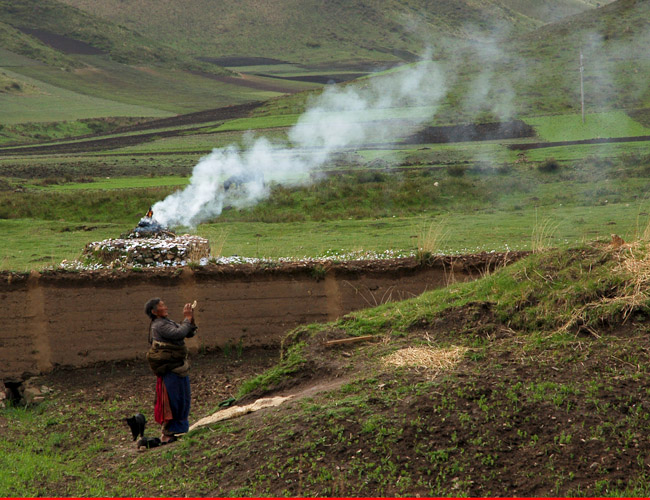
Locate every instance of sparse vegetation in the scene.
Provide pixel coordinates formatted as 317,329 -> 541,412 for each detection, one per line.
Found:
538,157 -> 560,172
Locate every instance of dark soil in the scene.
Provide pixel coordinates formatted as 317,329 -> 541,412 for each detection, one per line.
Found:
34,346 -> 280,426
255,72 -> 367,84
18,27 -> 106,55
108,102 -> 264,134
199,56 -> 291,67
404,120 -> 536,145
187,310 -> 650,497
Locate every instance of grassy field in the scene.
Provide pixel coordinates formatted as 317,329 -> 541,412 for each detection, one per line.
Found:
3,158 -> 650,271
8,61 -> 282,117
0,68 -> 173,125
0,83 -> 648,271
524,112 -> 650,142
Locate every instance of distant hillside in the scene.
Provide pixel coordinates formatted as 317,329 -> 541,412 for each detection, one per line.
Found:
55,0 -> 609,66
509,0 -> 650,114
0,0 -> 230,74
0,0 -> 642,127
0,19 -> 76,69
253,0 -> 648,124
499,0 -> 614,23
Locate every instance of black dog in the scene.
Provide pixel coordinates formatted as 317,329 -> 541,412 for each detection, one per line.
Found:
124,413 -> 146,441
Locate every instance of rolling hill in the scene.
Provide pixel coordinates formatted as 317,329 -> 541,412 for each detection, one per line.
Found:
0,0 -> 231,72
56,0 -> 613,66
0,0 -> 645,137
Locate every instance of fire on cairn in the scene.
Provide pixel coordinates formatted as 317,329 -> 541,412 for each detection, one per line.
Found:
82,208 -> 210,268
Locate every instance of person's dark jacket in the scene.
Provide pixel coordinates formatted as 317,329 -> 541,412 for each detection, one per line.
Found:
150,317 -> 196,346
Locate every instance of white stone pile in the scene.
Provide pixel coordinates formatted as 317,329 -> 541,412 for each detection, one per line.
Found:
83,234 -> 211,268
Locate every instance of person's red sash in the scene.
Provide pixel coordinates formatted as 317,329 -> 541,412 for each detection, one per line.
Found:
154,376 -> 173,425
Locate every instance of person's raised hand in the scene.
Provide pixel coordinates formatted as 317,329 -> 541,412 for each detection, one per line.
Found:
183,303 -> 193,321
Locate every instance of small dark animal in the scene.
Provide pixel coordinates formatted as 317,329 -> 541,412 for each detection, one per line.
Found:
137,436 -> 162,449
124,413 -> 146,441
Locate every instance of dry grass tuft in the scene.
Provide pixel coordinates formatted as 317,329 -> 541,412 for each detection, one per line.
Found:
641,217 -> 650,243
383,346 -> 467,377
531,215 -> 558,253
613,242 -> 650,319
185,238 -> 211,262
207,228 -> 228,259
417,220 -> 447,257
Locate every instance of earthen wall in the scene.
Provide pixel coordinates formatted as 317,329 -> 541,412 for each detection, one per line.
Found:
1,256 -> 518,380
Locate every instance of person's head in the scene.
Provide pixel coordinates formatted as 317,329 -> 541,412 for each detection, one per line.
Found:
144,298 -> 168,319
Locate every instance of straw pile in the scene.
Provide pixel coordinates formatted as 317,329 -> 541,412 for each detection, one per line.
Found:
383,346 -> 467,376
613,242 -> 650,319
561,240 -> 650,333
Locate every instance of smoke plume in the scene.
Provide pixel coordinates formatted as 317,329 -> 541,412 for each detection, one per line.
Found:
152,57 -> 446,228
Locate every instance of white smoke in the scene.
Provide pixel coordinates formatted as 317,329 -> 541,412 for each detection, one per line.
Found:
152,56 -> 446,228
460,23 -> 517,123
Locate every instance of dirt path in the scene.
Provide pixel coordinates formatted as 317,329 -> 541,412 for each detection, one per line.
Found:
509,135 -> 650,150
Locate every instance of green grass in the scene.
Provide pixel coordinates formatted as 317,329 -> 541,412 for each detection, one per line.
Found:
208,105 -> 439,134
0,68 -> 172,125
0,413 -> 104,496
1,143 -> 650,270
0,219 -> 129,270
0,116 -> 150,146
26,175 -> 190,191
336,243 -> 639,337
525,140 -> 650,162
209,114 -> 301,133
525,112 -> 650,142
2,200 -> 648,271
53,0 -> 586,65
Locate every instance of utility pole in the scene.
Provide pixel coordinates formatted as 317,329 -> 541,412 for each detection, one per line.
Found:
580,51 -> 585,124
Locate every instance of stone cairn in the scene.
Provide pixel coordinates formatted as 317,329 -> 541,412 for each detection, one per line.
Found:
83,234 -> 211,267
82,210 -> 210,267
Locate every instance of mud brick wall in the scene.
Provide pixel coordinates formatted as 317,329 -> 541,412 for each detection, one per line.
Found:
1,254 -> 522,380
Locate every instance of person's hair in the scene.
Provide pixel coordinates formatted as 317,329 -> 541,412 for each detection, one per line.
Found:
144,298 -> 161,320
